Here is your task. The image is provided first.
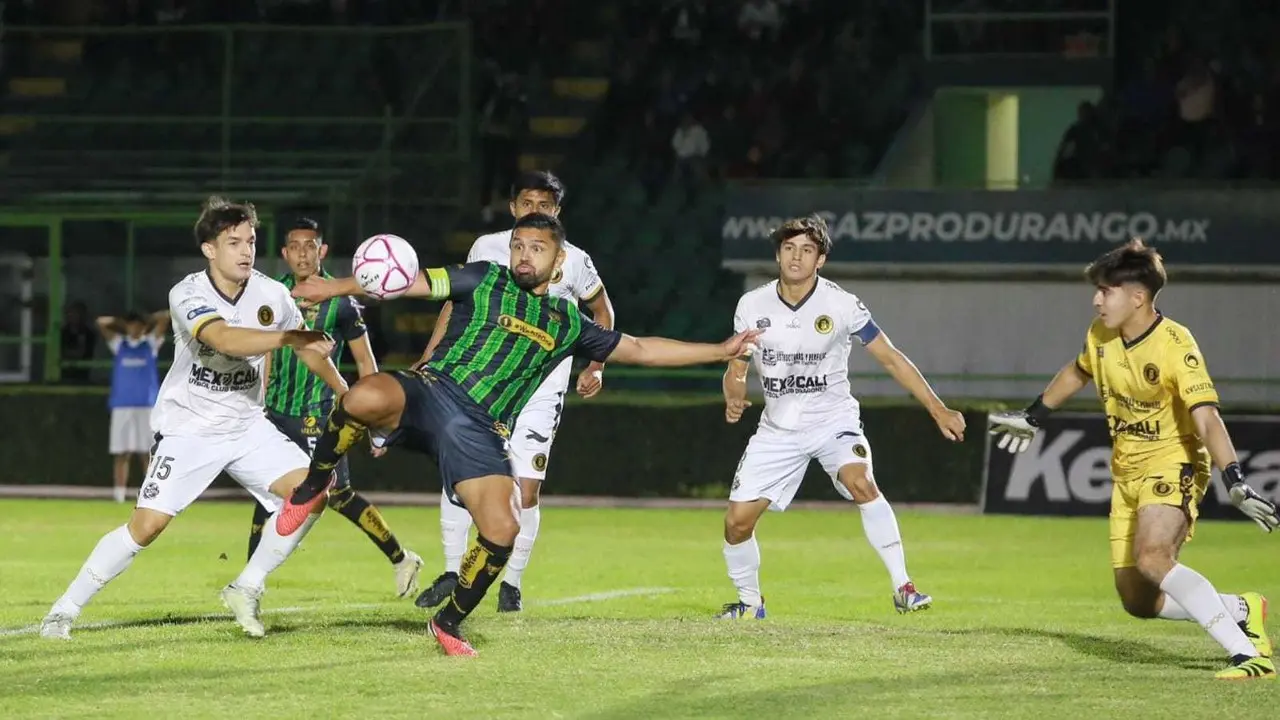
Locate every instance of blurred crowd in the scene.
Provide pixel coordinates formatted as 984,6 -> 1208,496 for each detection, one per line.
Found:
596,0 -> 922,192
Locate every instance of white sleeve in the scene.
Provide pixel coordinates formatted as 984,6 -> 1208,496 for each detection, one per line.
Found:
848,293 -> 881,346
107,336 -> 123,355
733,296 -> 749,334
170,283 -> 223,338
467,236 -> 506,265
277,289 -> 304,331
571,250 -> 604,301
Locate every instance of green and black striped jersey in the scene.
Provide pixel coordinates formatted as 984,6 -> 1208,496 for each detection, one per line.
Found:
265,270 -> 367,417
421,262 -> 621,425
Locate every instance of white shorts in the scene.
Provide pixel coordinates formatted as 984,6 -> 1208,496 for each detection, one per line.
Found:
110,407 -> 154,455
730,421 -> 874,511
136,414 -> 310,517
508,387 -> 566,481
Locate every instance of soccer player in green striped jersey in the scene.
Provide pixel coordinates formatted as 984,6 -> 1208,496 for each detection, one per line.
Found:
277,212 -> 763,656
252,218 -> 422,598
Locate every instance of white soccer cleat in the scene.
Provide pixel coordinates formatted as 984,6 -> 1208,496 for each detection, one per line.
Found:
394,550 -> 424,598
220,584 -> 265,638
40,612 -> 74,640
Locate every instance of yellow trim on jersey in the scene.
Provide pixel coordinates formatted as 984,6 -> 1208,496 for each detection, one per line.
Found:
579,283 -> 604,303
1074,358 -> 1092,377
190,313 -> 224,340
425,267 -> 451,300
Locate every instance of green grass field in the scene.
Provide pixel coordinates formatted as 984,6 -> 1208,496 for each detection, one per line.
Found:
0,499 -> 1275,718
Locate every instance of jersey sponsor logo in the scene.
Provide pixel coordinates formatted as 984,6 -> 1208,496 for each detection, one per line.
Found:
814,315 -> 834,334
1184,381 -> 1215,395
786,317 -> 801,329
1108,415 -> 1161,440
761,374 -> 829,396
1184,352 -> 1200,369
756,317 -> 771,329
758,348 -> 827,367
497,314 -> 556,351
257,305 -> 275,325
983,414 -> 1280,520
188,363 -> 261,392
1142,363 -> 1160,384
1104,390 -> 1162,412
186,305 -> 216,321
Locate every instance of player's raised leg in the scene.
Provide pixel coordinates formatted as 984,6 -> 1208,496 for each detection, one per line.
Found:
416,487 -> 471,608
42,435 -> 229,640
1127,502 -> 1273,679
819,433 -> 930,613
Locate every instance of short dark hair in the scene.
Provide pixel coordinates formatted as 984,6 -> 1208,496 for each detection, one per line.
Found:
287,217 -> 323,242
1085,238 -> 1167,299
122,311 -> 146,325
194,196 -> 259,246
511,212 -> 565,247
771,214 -> 832,255
510,170 -> 566,206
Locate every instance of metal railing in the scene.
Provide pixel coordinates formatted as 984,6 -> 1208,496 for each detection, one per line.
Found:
924,0 -> 1115,60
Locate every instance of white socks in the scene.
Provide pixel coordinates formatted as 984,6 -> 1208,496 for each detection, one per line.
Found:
1159,564 -> 1258,657
503,505 -> 541,589
113,485 -> 126,504
1158,592 -> 1249,624
233,510 -> 320,593
723,536 -> 763,606
858,495 -> 911,589
440,488 -> 472,575
51,524 -> 144,616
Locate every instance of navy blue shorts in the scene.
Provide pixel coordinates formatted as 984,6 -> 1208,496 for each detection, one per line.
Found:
386,370 -> 512,508
265,408 -> 352,489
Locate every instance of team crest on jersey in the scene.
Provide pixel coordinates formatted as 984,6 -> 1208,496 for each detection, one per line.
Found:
142,482 -> 160,500
853,444 -> 868,459
814,315 -> 834,334
532,453 -> 548,472
257,305 -> 274,326
498,314 -> 556,351
550,267 -> 563,284
756,317 -> 771,329
1183,353 -> 1200,369
1152,480 -> 1174,497
1143,363 -> 1161,384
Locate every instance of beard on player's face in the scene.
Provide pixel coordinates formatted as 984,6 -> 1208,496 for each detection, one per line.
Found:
513,264 -> 553,290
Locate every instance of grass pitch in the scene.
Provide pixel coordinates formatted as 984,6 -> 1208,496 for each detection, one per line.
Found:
0,499 -> 1275,718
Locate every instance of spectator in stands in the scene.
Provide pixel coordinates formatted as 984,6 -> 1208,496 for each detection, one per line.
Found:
60,301 -> 96,385
738,0 -> 781,44
671,112 -> 710,182
1053,101 -> 1107,182
99,311 -> 168,503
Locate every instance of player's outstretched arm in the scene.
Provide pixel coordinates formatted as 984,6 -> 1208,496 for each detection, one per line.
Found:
723,358 -> 751,424
864,333 -> 965,441
200,321 -> 334,359
606,329 -> 763,368
988,359 -> 1091,453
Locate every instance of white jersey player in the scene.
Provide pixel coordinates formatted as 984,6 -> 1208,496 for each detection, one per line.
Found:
718,214 -> 966,619
415,171 -> 615,613
41,197 -> 345,641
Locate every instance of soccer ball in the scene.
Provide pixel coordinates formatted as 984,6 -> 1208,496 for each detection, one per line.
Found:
353,234 -> 419,300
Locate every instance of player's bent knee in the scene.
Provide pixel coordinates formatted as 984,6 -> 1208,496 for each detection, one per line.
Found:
1133,545 -> 1176,584
127,508 -> 172,547
343,373 -> 404,425
838,464 -> 879,503
723,512 -> 759,544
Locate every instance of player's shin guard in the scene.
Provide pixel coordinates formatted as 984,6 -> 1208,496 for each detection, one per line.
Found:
723,536 -> 763,606
51,525 -> 144,615
440,489 -> 473,574
502,505 -> 540,589
329,486 -> 405,564
858,496 -> 911,589
247,501 -> 271,562
434,534 -> 512,632
296,403 -> 367,502
235,509 -> 321,592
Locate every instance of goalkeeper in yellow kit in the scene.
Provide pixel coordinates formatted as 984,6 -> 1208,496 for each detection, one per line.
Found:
989,239 -> 1278,681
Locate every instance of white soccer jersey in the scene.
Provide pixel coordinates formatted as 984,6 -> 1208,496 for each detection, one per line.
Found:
467,230 -> 603,303
152,270 -> 303,437
733,278 -> 881,432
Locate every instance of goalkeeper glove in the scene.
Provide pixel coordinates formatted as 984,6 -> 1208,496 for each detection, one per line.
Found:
1225,463 -> 1280,533
988,395 -> 1053,454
